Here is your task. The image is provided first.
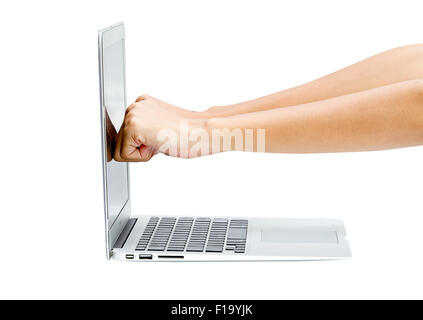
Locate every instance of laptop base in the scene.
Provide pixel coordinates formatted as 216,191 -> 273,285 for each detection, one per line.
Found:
111,215 -> 351,262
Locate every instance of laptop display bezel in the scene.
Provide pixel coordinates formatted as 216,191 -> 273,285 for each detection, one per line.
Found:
98,22 -> 131,259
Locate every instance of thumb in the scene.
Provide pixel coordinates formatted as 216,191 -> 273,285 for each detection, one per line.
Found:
122,133 -> 154,162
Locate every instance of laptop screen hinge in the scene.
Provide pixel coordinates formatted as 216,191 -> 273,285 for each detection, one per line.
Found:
113,218 -> 137,249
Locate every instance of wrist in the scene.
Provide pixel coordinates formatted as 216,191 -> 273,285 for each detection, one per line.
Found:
177,116 -> 222,157
200,105 -> 227,118
176,117 -> 211,158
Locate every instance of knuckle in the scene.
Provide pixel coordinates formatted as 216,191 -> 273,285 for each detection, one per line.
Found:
126,104 -> 137,113
124,117 -> 138,128
136,94 -> 150,102
125,109 -> 136,118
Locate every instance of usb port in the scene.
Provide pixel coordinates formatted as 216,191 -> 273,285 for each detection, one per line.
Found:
139,254 -> 153,260
125,254 -> 134,260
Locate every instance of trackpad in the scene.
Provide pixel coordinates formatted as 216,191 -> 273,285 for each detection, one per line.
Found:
261,229 -> 338,244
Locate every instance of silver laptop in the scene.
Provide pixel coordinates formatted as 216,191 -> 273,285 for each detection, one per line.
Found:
98,22 -> 351,261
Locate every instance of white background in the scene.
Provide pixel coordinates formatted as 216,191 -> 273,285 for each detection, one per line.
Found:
0,0 -> 422,299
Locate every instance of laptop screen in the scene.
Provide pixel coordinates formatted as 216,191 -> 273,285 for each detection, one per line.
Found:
101,27 -> 129,229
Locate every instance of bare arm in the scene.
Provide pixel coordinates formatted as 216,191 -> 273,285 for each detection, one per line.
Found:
205,44 -> 423,117
135,45 -> 423,122
114,79 -> 423,161
207,79 -> 423,154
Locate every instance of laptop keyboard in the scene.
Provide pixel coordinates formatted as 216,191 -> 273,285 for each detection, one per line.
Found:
135,217 -> 248,254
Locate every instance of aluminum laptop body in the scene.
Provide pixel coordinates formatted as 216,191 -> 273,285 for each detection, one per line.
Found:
98,22 -> 352,262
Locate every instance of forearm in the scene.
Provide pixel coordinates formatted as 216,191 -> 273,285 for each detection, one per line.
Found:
204,44 -> 423,118
205,80 -> 423,154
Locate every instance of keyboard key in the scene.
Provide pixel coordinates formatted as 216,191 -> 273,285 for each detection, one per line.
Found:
228,228 -> 247,240
225,219 -> 248,253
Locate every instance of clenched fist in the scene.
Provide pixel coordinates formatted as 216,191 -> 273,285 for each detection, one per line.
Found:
114,95 -> 208,162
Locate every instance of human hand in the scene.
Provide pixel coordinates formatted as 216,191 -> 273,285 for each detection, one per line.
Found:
113,95 -> 208,162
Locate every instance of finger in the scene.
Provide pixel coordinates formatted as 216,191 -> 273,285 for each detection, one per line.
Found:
139,145 -> 155,162
135,95 -> 150,103
122,147 -> 154,162
121,130 -> 156,162
125,95 -> 149,116
120,130 -> 144,162
122,144 -> 154,162
125,103 -> 138,116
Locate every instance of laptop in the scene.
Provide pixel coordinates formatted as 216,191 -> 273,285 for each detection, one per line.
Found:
98,22 -> 352,261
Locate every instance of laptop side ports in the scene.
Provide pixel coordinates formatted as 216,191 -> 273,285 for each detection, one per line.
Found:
125,254 -> 134,260
139,254 -> 153,260
157,255 -> 184,259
